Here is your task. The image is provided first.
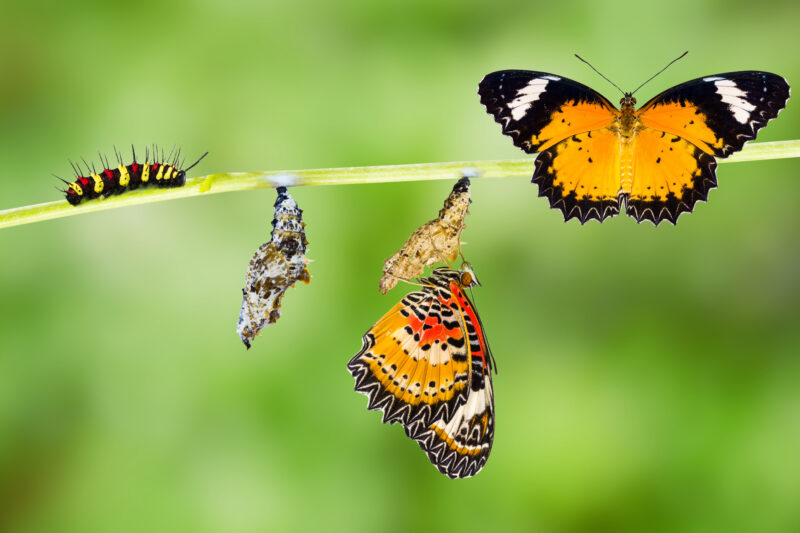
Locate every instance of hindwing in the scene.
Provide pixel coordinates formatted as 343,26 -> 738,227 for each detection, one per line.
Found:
626,129 -> 718,224
532,129 -> 621,223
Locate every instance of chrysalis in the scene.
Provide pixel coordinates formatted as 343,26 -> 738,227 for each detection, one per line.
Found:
237,187 -> 310,348
379,177 -> 471,294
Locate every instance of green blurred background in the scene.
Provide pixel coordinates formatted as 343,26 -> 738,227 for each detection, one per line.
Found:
1,0 -> 799,531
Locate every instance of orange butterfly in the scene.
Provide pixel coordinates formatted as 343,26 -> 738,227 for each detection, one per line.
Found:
479,54 -> 790,224
348,266 -> 496,478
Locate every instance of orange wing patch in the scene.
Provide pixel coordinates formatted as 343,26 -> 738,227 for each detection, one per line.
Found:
349,292 -> 470,427
533,129 -> 621,223
639,101 -> 725,155
627,129 -> 717,224
531,101 -> 617,152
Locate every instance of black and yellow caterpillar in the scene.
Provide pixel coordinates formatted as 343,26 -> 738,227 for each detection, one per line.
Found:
58,146 -> 208,206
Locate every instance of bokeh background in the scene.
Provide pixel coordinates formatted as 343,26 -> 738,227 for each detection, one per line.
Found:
1,0 -> 799,531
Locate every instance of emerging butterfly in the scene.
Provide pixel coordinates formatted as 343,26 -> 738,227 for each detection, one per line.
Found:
348,265 -> 496,478
479,52 -> 790,224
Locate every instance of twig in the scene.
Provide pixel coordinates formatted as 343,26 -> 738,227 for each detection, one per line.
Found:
1,140 -> 798,230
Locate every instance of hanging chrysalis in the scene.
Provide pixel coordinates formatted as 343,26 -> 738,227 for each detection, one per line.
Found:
237,187 -> 310,348
379,176 -> 471,294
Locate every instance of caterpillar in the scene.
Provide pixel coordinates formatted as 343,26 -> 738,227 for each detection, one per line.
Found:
57,145 -> 208,205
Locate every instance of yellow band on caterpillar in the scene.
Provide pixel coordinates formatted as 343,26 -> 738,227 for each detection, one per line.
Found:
91,173 -> 103,193
117,165 -> 130,187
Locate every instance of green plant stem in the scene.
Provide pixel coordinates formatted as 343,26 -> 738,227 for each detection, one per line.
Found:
1,140 -> 798,230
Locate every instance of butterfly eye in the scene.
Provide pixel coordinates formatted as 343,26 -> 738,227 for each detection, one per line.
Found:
460,272 -> 473,286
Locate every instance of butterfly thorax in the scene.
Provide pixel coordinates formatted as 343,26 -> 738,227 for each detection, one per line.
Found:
617,94 -> 638,140
422,267 -> 478,296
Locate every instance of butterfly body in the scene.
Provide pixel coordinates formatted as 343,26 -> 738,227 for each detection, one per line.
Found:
480,68 -> 790,224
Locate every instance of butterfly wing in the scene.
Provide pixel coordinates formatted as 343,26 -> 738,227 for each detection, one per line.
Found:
638,71 -> 790,157
405,280 -> 495,478
479,70 -> 618,154
629,71 -> 789,224
626,129 -> 718,224
348,287 -> 472,429
533,129 -> 622,223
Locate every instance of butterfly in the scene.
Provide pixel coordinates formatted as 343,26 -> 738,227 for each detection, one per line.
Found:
479,55 -> 790,224
348,265 -> 496,478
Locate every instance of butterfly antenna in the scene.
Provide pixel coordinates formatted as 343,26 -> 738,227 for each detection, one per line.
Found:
632,51 -> 688,95
575,54 -> 625,96
183,151 -> 209,172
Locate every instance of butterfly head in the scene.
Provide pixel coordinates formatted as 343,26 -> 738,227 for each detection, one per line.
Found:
459,262 -> 481,288
620,93 -> 637,107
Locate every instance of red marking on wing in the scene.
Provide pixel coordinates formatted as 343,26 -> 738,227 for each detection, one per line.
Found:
407,311 -> 454,345
449,282 -> 488,371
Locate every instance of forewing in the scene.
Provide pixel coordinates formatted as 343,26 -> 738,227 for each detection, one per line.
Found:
479,70 -> 617,153
532,129 -> 622,223
348,288 -> 471,429
639,71 -> 790,157
405,282 -> 494,479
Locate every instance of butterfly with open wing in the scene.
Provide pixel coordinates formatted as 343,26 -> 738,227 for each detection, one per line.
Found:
479,53 -> 790,225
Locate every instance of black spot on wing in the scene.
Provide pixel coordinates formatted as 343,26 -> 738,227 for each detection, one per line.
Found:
532,146 -> 620,224
478,70 -> 616,154
640,71 -> 790,157
626,149 -> 717,226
